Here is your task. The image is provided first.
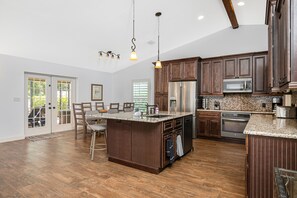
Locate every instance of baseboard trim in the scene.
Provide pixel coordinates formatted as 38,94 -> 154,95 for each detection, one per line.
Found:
0,135 -> 25,143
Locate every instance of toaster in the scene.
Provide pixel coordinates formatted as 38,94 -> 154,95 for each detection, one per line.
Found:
276,106 -> 297,119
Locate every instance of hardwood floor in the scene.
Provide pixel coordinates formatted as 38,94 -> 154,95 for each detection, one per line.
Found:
0,131 -> 246,197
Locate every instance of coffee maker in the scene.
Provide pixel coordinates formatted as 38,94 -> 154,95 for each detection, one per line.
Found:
272,97 -> 282,112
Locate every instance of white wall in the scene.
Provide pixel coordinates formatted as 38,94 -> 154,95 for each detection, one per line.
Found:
112,25 -> 268,103
0,54 -> 113,142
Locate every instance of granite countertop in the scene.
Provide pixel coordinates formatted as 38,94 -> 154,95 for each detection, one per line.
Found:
244,114 -> 297,139
86,111 -> 193,123
197,109 -> 275,115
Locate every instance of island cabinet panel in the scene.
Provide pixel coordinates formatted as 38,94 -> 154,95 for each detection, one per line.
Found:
107,120 -> 132,161
253,54 -> 268,94
246,135 -> 297,198
131,122 -> 162,168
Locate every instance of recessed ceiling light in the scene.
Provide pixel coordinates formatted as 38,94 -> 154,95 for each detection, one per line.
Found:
238,1 -> 245,6
198,15 -> 204,20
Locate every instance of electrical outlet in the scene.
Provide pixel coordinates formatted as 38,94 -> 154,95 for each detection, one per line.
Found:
262,103 -> 266,108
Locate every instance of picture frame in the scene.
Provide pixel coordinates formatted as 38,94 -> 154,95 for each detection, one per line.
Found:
91,84 -> 103,101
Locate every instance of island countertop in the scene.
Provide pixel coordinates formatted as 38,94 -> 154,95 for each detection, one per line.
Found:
86,111 -> 193,123
244,114 -> 297,139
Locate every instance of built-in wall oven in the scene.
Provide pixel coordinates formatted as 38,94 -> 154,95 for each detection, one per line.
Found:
221,112 -> 251,139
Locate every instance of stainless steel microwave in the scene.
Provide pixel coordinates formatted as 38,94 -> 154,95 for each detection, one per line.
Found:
223,78 -> 252,93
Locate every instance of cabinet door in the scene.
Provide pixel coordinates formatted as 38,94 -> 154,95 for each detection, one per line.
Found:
238,56 -> 252,78
162,63 -> 170,94
162,94 -> 168,111
170,62 -> 182,81
201,61 -> 212,95
253,55 -> 267,94
197,117 -> 209,137
208,118 -> 221,138
107,120 -> 132,161
155,94 -> 163,110
183,60 -> 197,80
154,68 -> 162,95
278,0 -> 291,87
224,58 -> 237,79
212,59 -> 223,95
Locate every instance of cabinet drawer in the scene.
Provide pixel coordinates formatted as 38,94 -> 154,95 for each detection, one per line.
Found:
163,120 -> 173,131
197,111 -> 221,117
174,118 -> 183,128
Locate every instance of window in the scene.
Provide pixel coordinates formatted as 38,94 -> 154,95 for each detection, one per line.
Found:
132,80 -> 150,112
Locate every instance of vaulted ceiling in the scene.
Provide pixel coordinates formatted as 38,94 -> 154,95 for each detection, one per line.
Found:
0,0 -> 267,73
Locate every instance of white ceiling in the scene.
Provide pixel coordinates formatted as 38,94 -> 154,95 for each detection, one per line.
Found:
0,0 -> 266,73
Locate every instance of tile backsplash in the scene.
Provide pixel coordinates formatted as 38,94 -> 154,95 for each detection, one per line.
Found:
202,94 -> 282,112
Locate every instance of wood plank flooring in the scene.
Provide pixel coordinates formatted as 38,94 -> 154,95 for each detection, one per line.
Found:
0,131 -> 246,197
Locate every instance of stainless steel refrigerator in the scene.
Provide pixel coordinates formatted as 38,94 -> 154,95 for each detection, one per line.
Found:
168,81 -> 197,139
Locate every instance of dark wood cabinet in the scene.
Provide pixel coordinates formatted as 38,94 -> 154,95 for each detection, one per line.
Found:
253,54 -> 268,94
201,61 -> 212,95
223,56 -> 252,79
169,58 -> 198,81
200,59 -> 223,96
183,59 -> 198,80
246,135 -> 297,198
197,111 -> 221,138
266,0 -> 297,91
154,63 -> 169,111
107,120 -> 132,161
238,56 -> 252,78
170,62 -> 182,81
212,60 -> 223,95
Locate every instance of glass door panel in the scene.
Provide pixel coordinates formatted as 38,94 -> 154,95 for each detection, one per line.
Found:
25,74 -> 51,136
52,77 -> 76,132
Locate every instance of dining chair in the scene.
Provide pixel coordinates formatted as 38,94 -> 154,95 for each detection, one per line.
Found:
72,103 -> 85,139
82,102 -> 92,112
108,103 -> 120,113
95,102 -> 105,111
123,102 -> 134,112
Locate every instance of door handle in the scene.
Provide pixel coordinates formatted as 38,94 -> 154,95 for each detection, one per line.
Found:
53,107 -> 56,109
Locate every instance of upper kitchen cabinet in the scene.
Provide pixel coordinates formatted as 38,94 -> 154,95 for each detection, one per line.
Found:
266,0 -> 297,91
253,54 -> 268,95
223,55 -> 252,79
154,62 -> 169,95
200,59 -> 223,96
169,58 -> 199,81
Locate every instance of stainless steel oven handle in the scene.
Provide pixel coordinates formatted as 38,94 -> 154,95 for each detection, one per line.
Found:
222,118 -> 249,122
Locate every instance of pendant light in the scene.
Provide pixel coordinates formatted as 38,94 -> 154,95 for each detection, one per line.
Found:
130,0 -> 138,60
155,12 -> 162,69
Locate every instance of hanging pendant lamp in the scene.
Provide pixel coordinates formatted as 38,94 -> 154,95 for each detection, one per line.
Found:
130,0 -> 138,60
155,12 -> 162,69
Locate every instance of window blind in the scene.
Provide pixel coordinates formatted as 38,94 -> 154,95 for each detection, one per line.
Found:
133,81 -> 149,112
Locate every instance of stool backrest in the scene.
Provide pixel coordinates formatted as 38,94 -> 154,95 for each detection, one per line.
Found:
123,102 -> 134,112
108,103 -> 119,113
95,102 -> 105,111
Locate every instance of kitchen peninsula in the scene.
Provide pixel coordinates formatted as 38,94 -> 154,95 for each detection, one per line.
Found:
89,112 -> 193,173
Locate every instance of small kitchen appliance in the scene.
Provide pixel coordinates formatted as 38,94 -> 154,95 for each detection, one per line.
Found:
214,101 -> 220,110
272,97 -> 282,112
276,106 -> 297,119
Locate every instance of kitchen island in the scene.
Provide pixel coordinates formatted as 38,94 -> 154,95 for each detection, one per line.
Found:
244,114 -> 297,198
89,111 -> 193,173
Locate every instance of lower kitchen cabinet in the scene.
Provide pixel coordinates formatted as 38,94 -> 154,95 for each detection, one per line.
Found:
197,111 -> 221,138
246,135 -> 297,198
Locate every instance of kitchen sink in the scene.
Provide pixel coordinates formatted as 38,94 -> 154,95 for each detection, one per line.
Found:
146,115 -> 171,118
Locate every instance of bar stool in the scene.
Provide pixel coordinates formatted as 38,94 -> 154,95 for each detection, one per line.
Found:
85,111 -> 107,160
123,102 -> 134,112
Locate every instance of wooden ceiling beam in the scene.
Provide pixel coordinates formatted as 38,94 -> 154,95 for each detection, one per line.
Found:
222,0 -> 239,29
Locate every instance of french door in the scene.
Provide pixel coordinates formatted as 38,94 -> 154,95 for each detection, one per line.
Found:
25,74 -> 76,136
